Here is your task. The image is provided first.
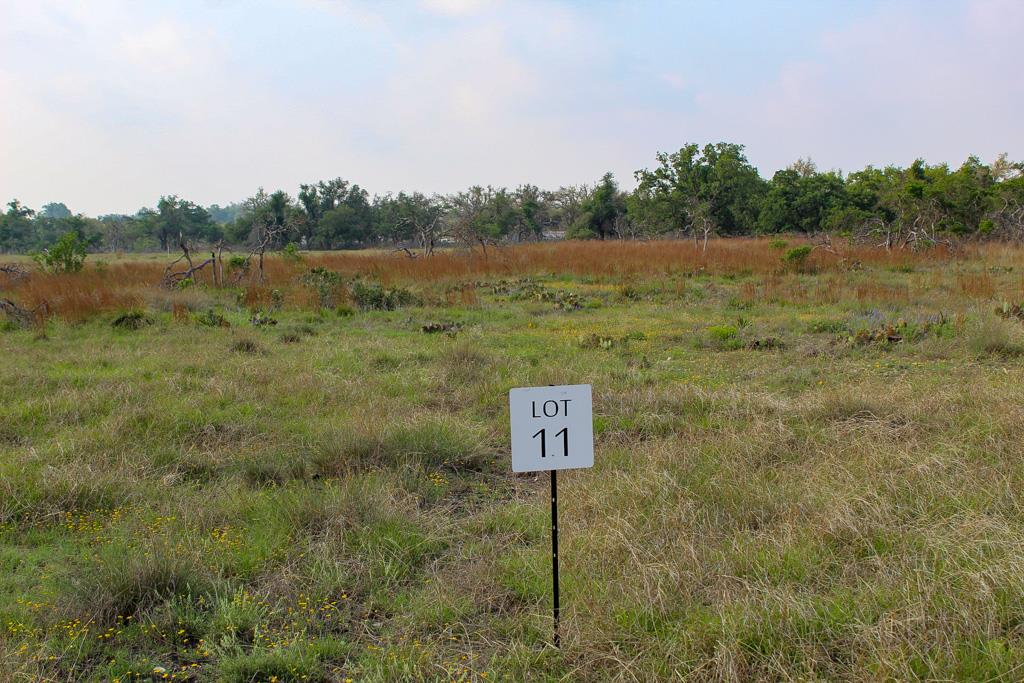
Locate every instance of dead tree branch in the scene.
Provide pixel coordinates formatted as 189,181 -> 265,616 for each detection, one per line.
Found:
162,238 -> 215,288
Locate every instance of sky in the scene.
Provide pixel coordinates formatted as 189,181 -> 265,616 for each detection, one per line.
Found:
1,0 -> 1022,216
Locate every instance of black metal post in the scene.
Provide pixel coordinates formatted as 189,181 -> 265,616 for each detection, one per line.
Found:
551,468 -> 560,648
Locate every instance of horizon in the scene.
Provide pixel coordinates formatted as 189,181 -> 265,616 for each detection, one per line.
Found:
2,0 -> 1022,216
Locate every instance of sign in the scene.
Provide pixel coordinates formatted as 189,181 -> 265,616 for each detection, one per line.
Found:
509,384 -> 593,473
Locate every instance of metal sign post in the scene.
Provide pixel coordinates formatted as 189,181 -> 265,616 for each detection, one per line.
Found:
509,384 -> 594,649
550,467 -> 560,647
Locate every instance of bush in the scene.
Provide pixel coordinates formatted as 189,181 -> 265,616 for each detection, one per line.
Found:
707,324 -> 738,341
351,280 -> 419,311
196,309 -> 230,327
782,245 -> 813,270
32,231 -> 87,273
302,267 -> 342,309
111,310 -> 153,330
706,324 -> 743,350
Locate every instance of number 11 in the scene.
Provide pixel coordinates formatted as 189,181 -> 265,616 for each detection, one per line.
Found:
532,427 -> 568,458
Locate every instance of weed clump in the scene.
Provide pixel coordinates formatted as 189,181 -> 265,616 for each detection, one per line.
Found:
111,310 -> 153,330
969,317 -> 1024,357
249,309 -> 278,326
746,337 -> 785,351
995,302 -> 1024,322
578,333 -> 616,350
230,338 -> 263,354
67,540 -> 216,622
705,324 -> 743,350
849,313 -> 953,346
807,319 -> 848,334
196,309 -> 230,327
422,321 -> 461,335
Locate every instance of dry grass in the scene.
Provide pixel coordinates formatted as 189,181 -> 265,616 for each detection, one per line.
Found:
1,238 -> 999,322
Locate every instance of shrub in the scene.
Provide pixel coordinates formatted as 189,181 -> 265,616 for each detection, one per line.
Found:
249,309 -> 278,326
707,324 -> 738,341
302,267 -> 343,309
196,309 -> 230,327
746,337 -> 785,350
808,319 -> 848,334
282,242 -> 302,261
578,333 -> 615,350
32,231 -> 87,273
706,324 -> 743,350
351,280 -> 419,311
768,238 -> 789,250
422,321 -> 461,335
111,310 -> 153,330
782,245 -> 813,270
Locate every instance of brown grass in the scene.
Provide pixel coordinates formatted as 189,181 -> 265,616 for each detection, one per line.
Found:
0,238 -> 1010,321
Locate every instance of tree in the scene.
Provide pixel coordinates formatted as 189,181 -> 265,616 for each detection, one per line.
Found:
548,185 -> 592,236
40,202 -> 72,219
151,196 -> 219,252
511,184 -> 550,242
446,186 -> 517,254
377,192 -> 444,254
314,186 -> 372,248
297,178 -> 373,247
568,173 -> 627,240
758,167 -> 847,234
0,201 -> 36,253
631,142 -> 766,243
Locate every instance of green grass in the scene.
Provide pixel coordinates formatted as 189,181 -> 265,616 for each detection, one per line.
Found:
6,261 -> 1024,680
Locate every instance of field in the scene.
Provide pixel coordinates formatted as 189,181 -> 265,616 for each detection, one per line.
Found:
5,239 -> 1024,681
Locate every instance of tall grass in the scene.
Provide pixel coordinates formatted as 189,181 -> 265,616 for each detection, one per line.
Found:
0,238 -> 1013,322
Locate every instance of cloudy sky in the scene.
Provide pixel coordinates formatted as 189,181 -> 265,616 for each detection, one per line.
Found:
1,0 -> 1022,216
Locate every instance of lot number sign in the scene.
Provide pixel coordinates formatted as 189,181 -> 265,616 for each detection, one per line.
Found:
509,384 -> 593,473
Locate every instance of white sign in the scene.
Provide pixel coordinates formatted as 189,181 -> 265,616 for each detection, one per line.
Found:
509,384 -> 594,473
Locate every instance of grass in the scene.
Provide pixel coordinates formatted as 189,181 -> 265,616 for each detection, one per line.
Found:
4,238 -> 1024,680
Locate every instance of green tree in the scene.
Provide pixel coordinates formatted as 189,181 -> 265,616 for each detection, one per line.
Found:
40,202 -> 72,219
0,200 -> 36,253
32,231 -> 87,272
568,173 -> 626,240
152,196 -> 219,251
758,166 -> 847,234
446,186 -> 518,253
631,142 -> 766,242
376,192 -> 444,253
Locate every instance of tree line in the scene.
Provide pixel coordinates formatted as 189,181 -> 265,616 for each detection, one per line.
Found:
2,142 -> 1023,255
